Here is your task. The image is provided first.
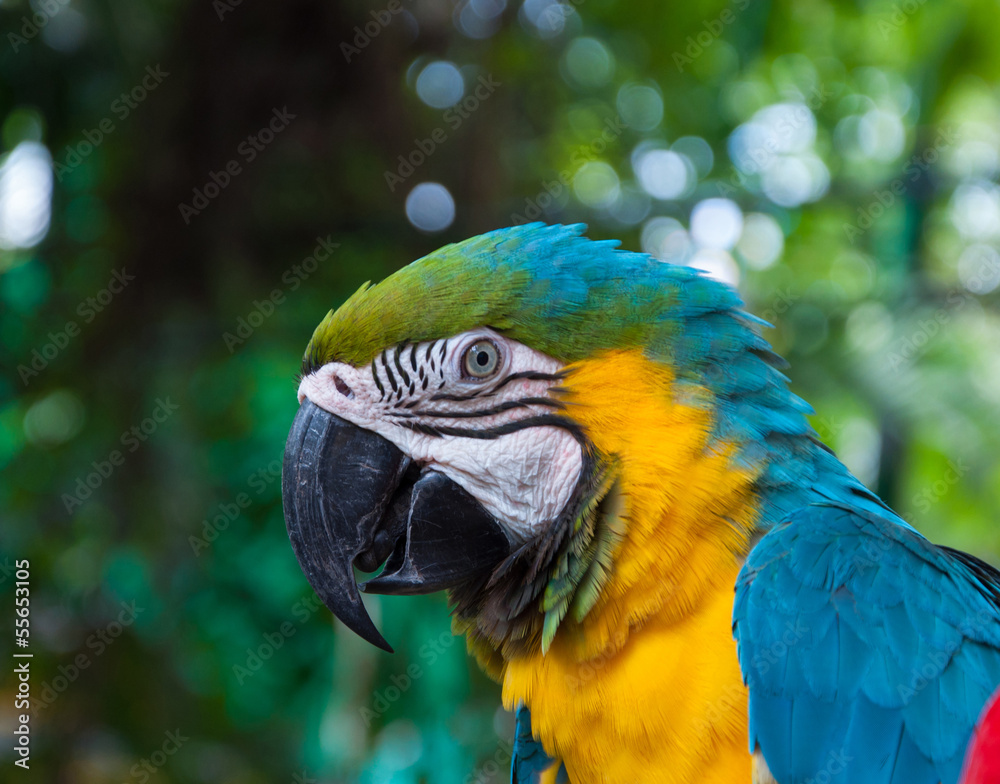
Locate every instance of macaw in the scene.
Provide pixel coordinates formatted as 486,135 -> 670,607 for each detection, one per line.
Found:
281,223 -> 1000,784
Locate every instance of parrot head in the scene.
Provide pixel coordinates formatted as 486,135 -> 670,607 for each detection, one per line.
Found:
282,223 -> 818,659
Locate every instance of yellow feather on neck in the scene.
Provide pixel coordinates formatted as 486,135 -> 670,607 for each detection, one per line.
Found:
498,349 -> 760,784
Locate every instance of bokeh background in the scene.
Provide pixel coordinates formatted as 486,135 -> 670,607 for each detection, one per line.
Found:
2,0 -> 1000,781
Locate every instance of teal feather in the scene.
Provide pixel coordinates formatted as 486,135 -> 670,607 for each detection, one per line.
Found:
734,504 -> 1000,784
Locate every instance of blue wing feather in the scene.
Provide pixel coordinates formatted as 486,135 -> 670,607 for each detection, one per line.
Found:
511,705 -> 567,784
734,503 -> 1000,784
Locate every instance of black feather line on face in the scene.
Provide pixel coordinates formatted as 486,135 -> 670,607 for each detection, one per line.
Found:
371,359 -> 385,399
397,414 -> 585,441
393,344 -> 411,388
381,352 -> 399,393
448,444 -> 615,660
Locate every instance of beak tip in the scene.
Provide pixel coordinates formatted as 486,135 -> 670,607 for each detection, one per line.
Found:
345,609 -> 394,653
316,584 -> 395,653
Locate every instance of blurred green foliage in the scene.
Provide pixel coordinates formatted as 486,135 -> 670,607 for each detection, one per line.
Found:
1,0 -> 999,781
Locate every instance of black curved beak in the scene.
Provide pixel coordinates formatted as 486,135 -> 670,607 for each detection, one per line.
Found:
282,400 -> 511,652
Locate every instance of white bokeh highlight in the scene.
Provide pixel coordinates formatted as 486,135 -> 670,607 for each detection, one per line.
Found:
521,0 -> 573,38
0,141 -> 53,250
405,183 -> 455,232
415,61 -> 465,109
688,248 -> 740,287
951,181 -> 1000,241
736,213 -> 785,270
690,198 -> 743,250
634,149 -> 690,200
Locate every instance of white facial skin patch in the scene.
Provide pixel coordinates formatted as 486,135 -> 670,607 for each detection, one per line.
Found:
297,329 -> 584,541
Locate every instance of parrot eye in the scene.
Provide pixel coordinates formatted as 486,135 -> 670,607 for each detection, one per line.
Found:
462,340 -> 501,379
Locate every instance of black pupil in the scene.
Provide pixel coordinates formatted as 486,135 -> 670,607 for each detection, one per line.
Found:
476,350 -> 489,367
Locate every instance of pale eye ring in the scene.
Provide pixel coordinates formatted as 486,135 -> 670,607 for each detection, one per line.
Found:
462,340 -> 501,379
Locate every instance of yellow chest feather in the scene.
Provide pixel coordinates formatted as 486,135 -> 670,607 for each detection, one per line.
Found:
498,350 -> 759,784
